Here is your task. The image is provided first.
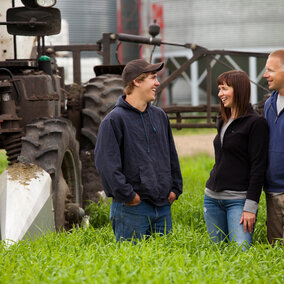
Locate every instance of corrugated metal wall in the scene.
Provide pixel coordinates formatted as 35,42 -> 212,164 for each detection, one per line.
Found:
142,0 -> 284,105
54,0 -> 284,53
54,0 -> 284,51
55,0 -> 117,50
120,0 -> 141,63
146,0 -> 284,50
48,0 -> 118,82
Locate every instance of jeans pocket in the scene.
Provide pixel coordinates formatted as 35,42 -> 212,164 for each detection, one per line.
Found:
123,200 -> 146,215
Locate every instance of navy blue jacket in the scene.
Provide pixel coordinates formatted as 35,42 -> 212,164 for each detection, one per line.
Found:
264,91 -> 284,193
206,107 -> 269,203
94,95 -> 183,206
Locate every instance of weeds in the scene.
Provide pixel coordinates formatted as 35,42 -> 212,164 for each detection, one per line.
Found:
85,199 -> 111,229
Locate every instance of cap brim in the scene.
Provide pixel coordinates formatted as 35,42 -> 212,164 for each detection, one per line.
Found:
144,62 -> 164,73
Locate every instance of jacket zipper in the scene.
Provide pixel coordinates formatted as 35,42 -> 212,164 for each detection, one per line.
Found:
219,117 -> 239,148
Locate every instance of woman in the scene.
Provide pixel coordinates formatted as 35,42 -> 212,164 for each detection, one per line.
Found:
203,70 -> 269,249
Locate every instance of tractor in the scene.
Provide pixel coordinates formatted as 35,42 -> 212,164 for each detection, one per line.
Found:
0,0 -> 114,242
0,0 -> 269,243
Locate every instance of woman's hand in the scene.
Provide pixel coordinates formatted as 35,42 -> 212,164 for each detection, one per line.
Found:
240,211 -> 256,234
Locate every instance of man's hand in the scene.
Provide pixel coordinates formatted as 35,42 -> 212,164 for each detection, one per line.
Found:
240,211 -> 256,234
126,193 -> 141,206
168,191 -> 177,204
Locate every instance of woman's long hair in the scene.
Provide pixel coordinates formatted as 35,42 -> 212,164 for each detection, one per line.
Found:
217,70 -> 251,122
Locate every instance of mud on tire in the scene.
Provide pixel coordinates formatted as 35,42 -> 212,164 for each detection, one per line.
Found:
80,74 -> 123,206
19,117 -> 83,231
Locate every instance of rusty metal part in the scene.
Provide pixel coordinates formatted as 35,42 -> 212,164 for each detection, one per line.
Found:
0,60 -> 37,69
163,105 -> 220,129
44,33 -> 269,128
65,83 -> 85,141
0,80 -> 22,134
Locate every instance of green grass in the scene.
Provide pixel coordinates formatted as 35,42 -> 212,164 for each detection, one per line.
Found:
0,151 -> 8,174
0,155 -> 283,283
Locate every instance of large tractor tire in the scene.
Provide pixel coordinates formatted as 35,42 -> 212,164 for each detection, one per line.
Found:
19,117 -> 83,231
80,74 -> 123,206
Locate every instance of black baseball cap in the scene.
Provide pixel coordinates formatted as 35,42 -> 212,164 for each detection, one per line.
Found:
122,59 -> 164,86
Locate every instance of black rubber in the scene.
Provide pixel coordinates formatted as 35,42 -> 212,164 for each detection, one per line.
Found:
19,117 -> 83,230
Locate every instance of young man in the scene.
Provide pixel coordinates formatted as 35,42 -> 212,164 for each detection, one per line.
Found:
263,50 -> 284,245
94,59 -> 183,242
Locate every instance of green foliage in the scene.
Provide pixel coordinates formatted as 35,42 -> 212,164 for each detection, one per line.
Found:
85,199 -> 111,228
0,151 -> 8,174
0,155 -> 283,283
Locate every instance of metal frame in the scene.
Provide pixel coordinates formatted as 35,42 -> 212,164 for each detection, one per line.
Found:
46,33 -> 270,128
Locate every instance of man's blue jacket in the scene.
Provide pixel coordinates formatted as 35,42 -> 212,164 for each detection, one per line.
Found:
264,91 -> 284,193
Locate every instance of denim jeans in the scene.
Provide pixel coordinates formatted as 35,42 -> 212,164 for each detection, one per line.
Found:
203,195 -> 254,248
110,200 -> 172,242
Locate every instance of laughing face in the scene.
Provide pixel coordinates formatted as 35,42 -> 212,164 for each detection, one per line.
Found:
263,56 -> 284,93
139,73 -> 160,102
218,82 -> 234,109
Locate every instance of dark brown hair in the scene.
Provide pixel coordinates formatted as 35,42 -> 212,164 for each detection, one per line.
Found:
217,70 -> 251,122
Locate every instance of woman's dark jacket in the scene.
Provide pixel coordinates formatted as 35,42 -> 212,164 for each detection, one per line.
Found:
206,108 -> 269,203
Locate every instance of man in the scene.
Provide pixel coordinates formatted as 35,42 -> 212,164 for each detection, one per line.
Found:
94,59 -> 183,242
263,49 -> 284,245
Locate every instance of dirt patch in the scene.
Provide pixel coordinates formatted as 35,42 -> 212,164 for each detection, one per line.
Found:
7,162 -> 44,186
173,134 -> 215,157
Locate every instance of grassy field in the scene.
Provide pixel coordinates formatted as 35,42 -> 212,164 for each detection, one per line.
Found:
0,151 -> 8,172
0,154 -> 283,283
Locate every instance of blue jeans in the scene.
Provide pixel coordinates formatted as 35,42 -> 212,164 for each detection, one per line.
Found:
203,195 -> 255,248
110,200 -> 172,242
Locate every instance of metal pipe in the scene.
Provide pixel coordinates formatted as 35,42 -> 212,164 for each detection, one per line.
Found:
0,21 -> 48,26
116,33 -> 161,45
116,33 -> 199,49
206,56 -> 213,124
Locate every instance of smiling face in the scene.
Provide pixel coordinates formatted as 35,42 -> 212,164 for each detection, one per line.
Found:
216,70 -> 250,121
263,56 -> 284,94
137,72 -> 160,103
218,82 -> 234,109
